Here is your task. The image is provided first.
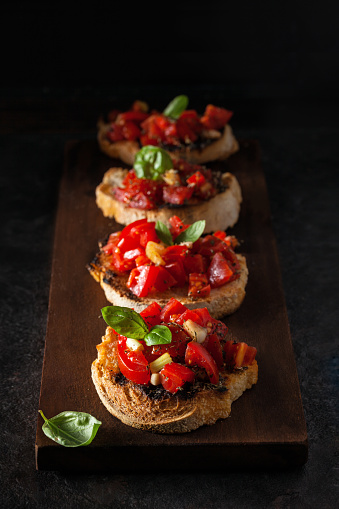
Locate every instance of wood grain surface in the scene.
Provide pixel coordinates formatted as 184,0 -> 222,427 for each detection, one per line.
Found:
35,139 -> 308,472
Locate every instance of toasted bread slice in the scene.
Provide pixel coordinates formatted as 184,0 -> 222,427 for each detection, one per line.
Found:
95,169 -> 242,233
87,249 -> 248,318
97,119 -> 239,166
91,326 -> 258,433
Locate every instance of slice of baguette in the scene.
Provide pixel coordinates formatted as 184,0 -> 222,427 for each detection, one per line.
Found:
87,250 -> 248,318
91,327 -> 258,433
95,169 -> 242,233
97,118 -> 239,166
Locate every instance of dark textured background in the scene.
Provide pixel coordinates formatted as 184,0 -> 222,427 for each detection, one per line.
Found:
1,1 -> 339,507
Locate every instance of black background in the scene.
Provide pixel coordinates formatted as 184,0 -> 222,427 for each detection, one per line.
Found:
1,2 -> 339,508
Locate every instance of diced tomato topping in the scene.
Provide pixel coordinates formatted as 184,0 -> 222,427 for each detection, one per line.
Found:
168,215 -> 189,238
123,246 -> 145,261
162,185 -> 194,205
175,309 -> 204,327
202,333 -> 224,369
188,273 -> 211,298
160,362 -> 195,394
186,171 -> 206,187
200,105 -> 233,130
193,307 -> 228,338
164,260 -> 187,287
153,266 -> 177,292
224,340 -> 257,368
126,265 -> 159,297
163,244 -> 189,260
185,341 -> 219,384
135,254 -> 151,267
207,252 -> 234,288
140,301 -> 163,328
117,337 -> 150,385
160,298 -> 188,322
183,253 -> 206,275
213,230 -> 227,241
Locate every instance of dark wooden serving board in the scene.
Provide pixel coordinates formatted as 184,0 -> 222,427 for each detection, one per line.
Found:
35,139 -> 308,472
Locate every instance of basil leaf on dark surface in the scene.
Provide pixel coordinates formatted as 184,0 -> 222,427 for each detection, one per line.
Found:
134,146 -> 173,180
39,410 -> 101,447
101,306 -> 148,339
163,95 -> 189,119
144,324 -> 172,346
174,220 -> 206,244
155,221 -> 173,246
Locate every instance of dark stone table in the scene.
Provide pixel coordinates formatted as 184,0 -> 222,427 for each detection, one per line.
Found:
0,90 -> 338,508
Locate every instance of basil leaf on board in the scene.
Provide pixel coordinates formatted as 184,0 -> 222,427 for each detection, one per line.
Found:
102,306 -> 149,339
134,146 -> 173,180
144,324 -> 172,346
155,221 -> 173,246
174,220 -> 206,244
163,95 -> 189,119
39,410 -> 101,448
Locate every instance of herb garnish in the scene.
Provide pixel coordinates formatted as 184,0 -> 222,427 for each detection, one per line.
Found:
163,95 -> 189,119
39,410 -> 101,447
155,219 -> 205,246
101,306 -> 172,346
134,146 -> 173,181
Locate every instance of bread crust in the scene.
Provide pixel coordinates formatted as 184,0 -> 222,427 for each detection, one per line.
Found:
97,119 -> 239,166
88,250 -> 248,319
95,169 -> 242,233
91,327 -> 258,433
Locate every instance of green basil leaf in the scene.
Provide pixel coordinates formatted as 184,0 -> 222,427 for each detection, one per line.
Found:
134,146 -> 173,181
163,95 -> 189,119
155,220 -> 173,246
174,220 -> 206,244
101,306 -> 149,339
39,410 -> 101,448
144,324 -> 172,346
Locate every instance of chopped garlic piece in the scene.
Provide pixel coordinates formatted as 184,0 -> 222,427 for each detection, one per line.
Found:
150,353 -> 172,373
150,373 -> 162,385
145,241 -> 166,266
183,319 -> 208,343
162,169 -> 181,186
126,338 -> 144,351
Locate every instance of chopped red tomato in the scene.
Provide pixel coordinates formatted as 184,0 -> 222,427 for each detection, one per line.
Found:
164,260 -> 187,287
188,273 -> 211,298
185,341 -> 219,384
186,171 -> 206,187
117,337 -> 150,385
202,333 -> 223,369
162,185 -> 194,205
175,309 -> 204,327
193,307 -> 228,338
200,105 -> 233,130
160,362 -> 195,393
160,298 -> 188,322
182,253 -> 206,274
224,340 -> 257,368
153,266 -> 177,292
126,265 -> 159,297
207,252 -> 234,288
140,301 -> 162,328
168,215 -> 190,238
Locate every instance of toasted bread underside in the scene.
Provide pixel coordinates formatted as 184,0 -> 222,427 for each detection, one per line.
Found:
88,252 -> 248,318
91,328 -> 258,434
97,120 -> 239,166
95,169 -> 242,233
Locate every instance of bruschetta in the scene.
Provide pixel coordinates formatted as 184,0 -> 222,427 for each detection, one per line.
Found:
97,95 -> 239,166
91,301 -> 258,433
95,146 -> 242,233
87,216 -> 248,318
